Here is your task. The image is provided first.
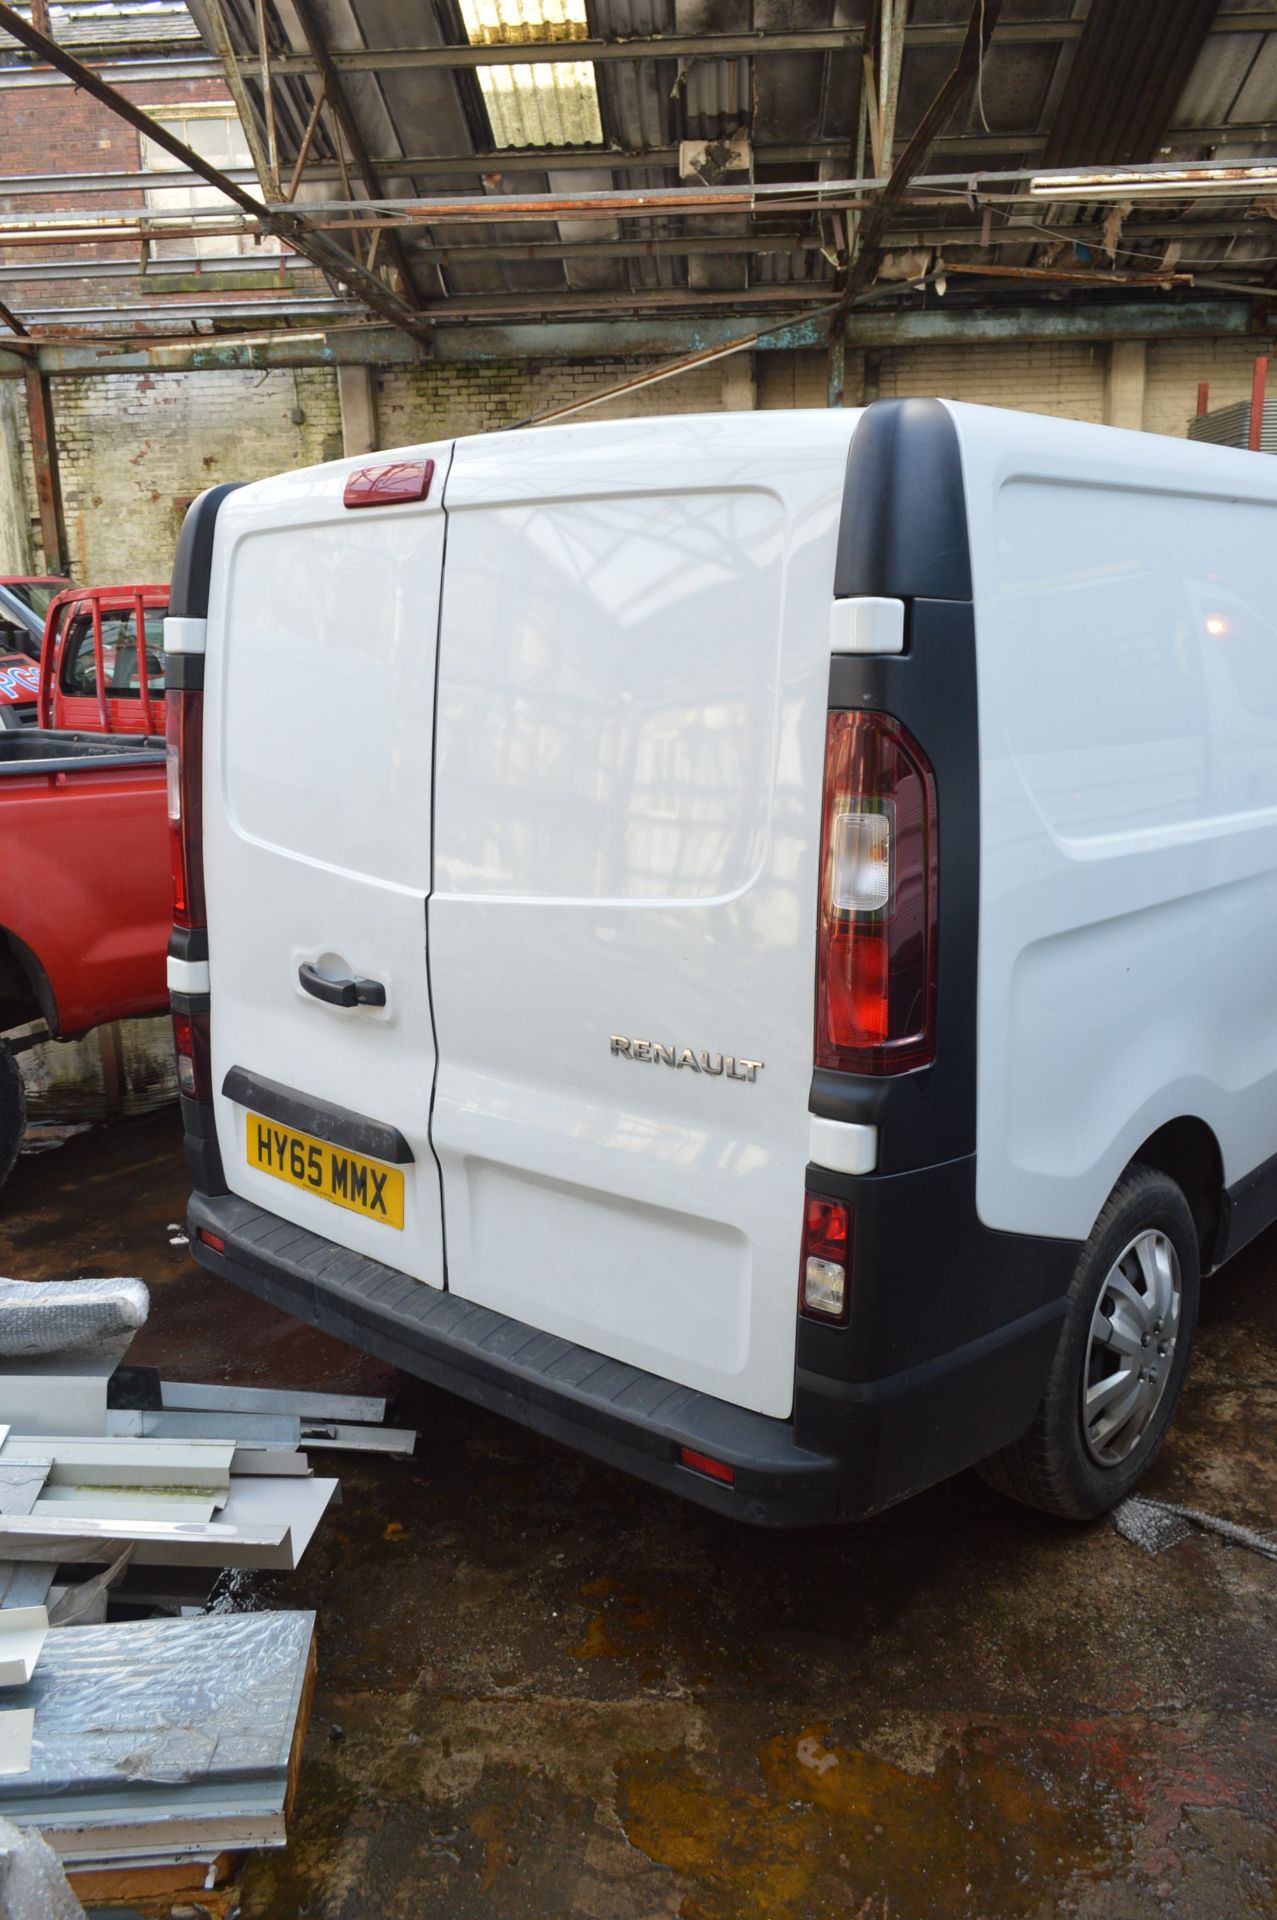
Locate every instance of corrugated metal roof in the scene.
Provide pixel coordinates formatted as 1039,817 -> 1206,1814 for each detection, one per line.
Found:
12,0 -> 1277,338
459,0 -> 604,146
0,2 -> 200,56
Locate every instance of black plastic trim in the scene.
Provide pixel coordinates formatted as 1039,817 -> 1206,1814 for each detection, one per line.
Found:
188,1190 -> 839,1528
180,1094 -> 226,1195
168,926 -> 209,965
165,653 -> 205,693
797,1152 -> 1078,1386
794,1298 -> 1066,1518
170,989 -> 210,1017
834,398 -> 971,602
1216,1146 -> 1277,1265
169,481 -> 242,620
222,1065 -> 415,1165
183,1160 -> 1077,1527
0,730 -> 164,777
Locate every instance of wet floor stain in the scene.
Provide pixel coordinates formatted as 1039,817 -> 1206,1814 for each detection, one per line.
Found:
615,1717 -> 1277,1920
3,1110 -> 1277,1918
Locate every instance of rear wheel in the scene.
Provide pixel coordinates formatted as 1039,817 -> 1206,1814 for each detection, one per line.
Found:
0,1038 -> 25,1192
980,1165 -> 1199,1519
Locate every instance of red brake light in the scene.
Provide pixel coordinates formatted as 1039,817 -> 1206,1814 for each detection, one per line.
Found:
172,1008 -> 212,1101
343,459 -> 434,509
166,688 -> 206,930
197,1228 -> 226,1254
816,710 -> 937,1075
801,1192 -> 852,1322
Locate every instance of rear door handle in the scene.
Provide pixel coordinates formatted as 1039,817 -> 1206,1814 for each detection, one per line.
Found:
298,963 -> 386,1009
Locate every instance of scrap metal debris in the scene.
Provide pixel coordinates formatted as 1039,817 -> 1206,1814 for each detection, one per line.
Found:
0,1272 -> 415,1906
1113,1495 -> 1277,1560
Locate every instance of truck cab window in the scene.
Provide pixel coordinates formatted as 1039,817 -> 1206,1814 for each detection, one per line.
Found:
60,610 -> 166,699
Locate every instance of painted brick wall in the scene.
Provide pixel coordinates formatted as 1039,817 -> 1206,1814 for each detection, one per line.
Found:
5,333 -> 1276,583
874,340 -> 1110,422
1143,337 -> 1273,439
375,354 -> 751,445
758,341 -> 1110,420
10,367 -> 342,581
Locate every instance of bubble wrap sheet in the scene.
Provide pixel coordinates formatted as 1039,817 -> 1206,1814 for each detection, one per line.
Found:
0,1280 -> 149,1359
2,1611 -> 315,1804
0,1818 -> 85,1920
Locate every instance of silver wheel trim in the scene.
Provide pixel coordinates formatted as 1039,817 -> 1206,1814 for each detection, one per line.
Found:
1082,1228 -> 1182,1468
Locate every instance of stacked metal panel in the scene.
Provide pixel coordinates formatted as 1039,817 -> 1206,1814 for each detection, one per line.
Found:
4,1612 -> 316,1872
1188,401 -> 1277,453
0,1270 -> 416,1904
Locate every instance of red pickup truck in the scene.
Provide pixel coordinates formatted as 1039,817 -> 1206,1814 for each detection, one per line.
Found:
38,585 -> 168,733
0,725 -> 169,1189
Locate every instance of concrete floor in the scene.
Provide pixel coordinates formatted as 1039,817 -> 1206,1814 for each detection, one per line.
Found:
3,1106 -> 1277,1920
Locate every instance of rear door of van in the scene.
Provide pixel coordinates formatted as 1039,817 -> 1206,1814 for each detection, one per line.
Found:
429,413 -> 855,1418
201,449 -> 450,1286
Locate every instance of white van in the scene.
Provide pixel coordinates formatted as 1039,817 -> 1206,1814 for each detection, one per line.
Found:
165,398 -> 1277,1527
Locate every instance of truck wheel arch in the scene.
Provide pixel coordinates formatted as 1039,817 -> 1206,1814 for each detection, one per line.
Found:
0,928 -> 59,1037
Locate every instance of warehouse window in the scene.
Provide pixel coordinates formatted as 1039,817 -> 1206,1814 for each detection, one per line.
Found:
459,0 -> 603,148
139,106 -> 281,260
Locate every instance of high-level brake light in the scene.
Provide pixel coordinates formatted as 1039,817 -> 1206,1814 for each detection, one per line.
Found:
343,459 -> 435,509
816,710 -> 937,1075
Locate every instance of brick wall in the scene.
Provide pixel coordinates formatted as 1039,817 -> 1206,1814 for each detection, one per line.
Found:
1143,337 -> 1272,439
4,332 -> 1275,582
376,354 -> 752,444
758,340 -> 1111,419
876,340 -> 1110,421
8,366 -> 342,581
0,74 -> 238,309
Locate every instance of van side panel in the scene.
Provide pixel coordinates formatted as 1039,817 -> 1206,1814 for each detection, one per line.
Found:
954,404 -> 1277,1242
430,413 -> 857,1419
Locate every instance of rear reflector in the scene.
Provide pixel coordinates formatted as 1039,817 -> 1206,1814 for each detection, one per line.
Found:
343,459 -> 435,509
197,1229 -> 226,1254
800,1192 -> 852,1322
678,1447 -> 736,1485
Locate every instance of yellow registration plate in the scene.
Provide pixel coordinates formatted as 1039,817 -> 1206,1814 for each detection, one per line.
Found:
245,1111 -> 404,1229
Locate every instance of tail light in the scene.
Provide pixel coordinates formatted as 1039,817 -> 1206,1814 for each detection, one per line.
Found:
166,688 -> 206,930
172,1008 -> 212,1101
801,1193 -> 852,1322
816,710 -> 937,1075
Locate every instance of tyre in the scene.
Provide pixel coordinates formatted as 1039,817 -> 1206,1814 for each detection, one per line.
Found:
0,1038 -> 25,1193
980,1164 -> 1200,1520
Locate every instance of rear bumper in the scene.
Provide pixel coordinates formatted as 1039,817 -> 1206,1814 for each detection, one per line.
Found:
187,1187 -> 1068,1528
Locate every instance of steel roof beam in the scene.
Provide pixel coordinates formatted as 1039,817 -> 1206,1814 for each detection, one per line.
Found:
284,0 -> 429,310
0,0 -> 430,341
221,15 -> 1277,76
0,300 -> 1260,379
6,116 -> 1277,198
